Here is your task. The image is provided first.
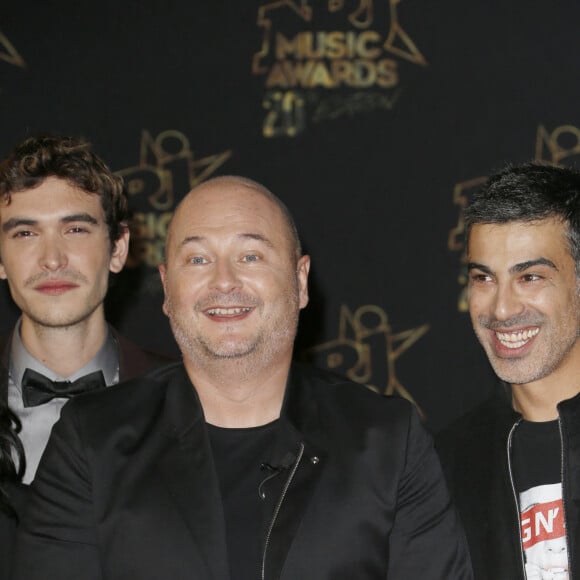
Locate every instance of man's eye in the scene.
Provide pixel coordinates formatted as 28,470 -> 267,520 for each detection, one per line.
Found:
12,230 -> 34,238
469,273 -> 490,284
67,226 -> 89,234
189,256 -> 207,265
242,254 -> 259,263
521,273 -> 541,282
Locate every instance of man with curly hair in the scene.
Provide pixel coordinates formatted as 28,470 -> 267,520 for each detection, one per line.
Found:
0,135 -> 166,488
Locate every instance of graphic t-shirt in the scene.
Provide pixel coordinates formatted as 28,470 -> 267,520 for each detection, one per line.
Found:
512,419 -> 569,579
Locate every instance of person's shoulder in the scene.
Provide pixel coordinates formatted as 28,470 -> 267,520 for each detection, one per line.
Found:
435,385 -> 517,465
293,363 -> 414,422
292,366 -> 429,469
62,361 -> 185,421
439,389 -> 512,439
297,362 -> 408,396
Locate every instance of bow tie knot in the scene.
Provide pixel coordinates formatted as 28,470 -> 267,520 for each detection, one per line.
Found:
21,368 -> 107,408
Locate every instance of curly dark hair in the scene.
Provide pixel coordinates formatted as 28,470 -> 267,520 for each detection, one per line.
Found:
0,402 -> 24,518
0,135 -> 128,245
464,162 -> 580,271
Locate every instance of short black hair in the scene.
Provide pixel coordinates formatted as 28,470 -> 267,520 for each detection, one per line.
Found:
465,162 -> 580,269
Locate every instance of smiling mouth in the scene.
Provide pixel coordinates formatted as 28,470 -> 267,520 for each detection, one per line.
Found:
495,327 -> 539,349
206,307 -> 252,316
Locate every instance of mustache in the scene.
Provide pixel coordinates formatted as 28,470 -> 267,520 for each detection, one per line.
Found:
477,313 -> 544,330
195,292 -> 262,311
25,270 -> 88,287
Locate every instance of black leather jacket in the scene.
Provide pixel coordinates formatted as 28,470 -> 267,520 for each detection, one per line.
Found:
437,385 -> 580,579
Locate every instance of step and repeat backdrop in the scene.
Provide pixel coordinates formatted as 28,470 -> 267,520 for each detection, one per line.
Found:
1,1 -> 578,432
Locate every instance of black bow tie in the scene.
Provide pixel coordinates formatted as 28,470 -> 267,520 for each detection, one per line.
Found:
21,368 -> 107,408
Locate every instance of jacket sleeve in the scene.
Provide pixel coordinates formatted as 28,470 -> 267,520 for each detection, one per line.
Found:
386,407 -> 474,579
11,400 -> 102,580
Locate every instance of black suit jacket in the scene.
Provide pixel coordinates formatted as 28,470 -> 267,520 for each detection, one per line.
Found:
0,326 -> 170,580
13,362 -> 472,580
437,385 -> 580,579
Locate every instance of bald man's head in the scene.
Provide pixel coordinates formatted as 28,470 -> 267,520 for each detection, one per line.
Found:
158,174 -> 310,370
165,176 -> 302,264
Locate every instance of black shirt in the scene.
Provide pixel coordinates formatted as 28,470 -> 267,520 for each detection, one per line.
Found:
511,419 -> 561,493
208,420 -> 278,580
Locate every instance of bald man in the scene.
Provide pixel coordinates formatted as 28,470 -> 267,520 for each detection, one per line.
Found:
13,176 -> 472,580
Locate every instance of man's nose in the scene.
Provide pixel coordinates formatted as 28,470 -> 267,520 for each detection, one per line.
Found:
491,281 -> 523,322
39,235 -> 68,271
209,259 -> 241,293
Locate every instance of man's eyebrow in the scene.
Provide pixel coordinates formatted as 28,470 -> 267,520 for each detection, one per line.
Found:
179,235 -> 205,249
237,233 -> 274,248
467,258 -> 559,275
2,218 -> 37,233
60,213 -> 99,225
467,262 -> 493,274
178,233 -> 275,249
510,258 -> 558,274
2,213 -> 99,233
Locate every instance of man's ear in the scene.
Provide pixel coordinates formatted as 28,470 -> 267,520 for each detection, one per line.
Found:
296,254 -> 310,310
109,225 -> 130,274
158,263 -> 169,316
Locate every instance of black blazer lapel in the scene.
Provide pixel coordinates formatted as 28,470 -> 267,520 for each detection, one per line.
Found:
156,365 -> 229,580
261,366 -> 328,580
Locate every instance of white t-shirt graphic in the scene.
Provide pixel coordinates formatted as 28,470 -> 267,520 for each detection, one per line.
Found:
520,483 -> 568,579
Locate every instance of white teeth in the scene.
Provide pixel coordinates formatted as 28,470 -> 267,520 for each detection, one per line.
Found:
207,307 -> 251,316
495,328 -> 539,349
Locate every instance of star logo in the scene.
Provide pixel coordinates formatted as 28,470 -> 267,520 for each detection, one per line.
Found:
303,304 -> 429,414
0,30 -> 25,69
115,130 -> 232,268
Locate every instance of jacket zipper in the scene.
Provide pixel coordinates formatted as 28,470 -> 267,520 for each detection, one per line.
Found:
261,442 -> 305,580
506,419 -> 526,578
558,416 -> 573,578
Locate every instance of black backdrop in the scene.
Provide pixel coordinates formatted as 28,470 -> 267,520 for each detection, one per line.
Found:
1,1 -> 579,433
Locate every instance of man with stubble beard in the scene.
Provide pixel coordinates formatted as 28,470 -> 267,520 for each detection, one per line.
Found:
13,176 -> 471,580
438,163 -> 580,579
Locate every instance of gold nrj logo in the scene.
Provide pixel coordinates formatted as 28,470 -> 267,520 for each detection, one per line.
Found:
449,123 -> 580,312
0,30 -> 25,69
116,130 -> 231,269
304,304 -> 429,414
252,0 -> 427,137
